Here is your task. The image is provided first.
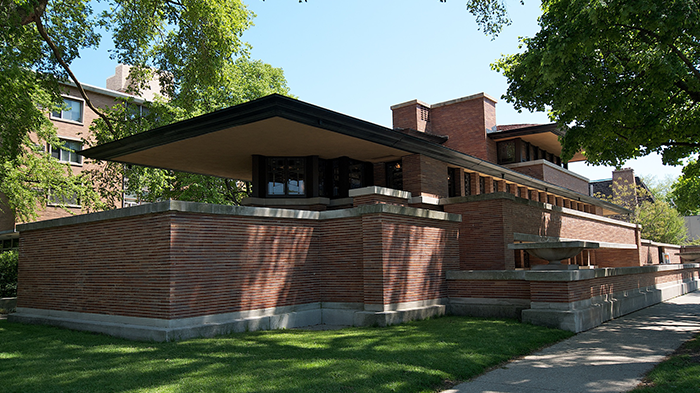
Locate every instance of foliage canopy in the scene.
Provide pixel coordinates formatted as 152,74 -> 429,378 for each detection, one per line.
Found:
1,0 -> 291,220
493,0 -> 700,168
595,176 -> 688,245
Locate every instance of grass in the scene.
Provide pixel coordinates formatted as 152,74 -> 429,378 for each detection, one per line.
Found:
0,315 -> 573,393
631,332 -> 700,393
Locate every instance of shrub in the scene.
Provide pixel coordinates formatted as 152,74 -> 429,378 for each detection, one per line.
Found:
0,250 -> 18,298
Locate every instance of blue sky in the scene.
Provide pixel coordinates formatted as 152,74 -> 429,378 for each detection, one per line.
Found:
70,0 -> 683,183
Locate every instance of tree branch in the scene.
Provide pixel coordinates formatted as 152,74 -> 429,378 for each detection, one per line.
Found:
614,23 -> 700,84
32,6 -> 116,136
663,141 -> 700,148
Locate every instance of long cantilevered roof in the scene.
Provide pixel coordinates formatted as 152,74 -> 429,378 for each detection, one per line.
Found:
80,94 -> 627,214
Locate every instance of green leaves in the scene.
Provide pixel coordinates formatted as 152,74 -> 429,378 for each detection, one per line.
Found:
107,0 -> 254,101
495,0 -> 700,169
87,57 -> 292,208
671,159 -> 700,215
594,177 -> 688,244
1,0 -> 291,220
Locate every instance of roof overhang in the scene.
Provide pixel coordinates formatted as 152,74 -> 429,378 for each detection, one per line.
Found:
81,94 -> 628,215
82,95 -> 413,180
490,123 -> 586,163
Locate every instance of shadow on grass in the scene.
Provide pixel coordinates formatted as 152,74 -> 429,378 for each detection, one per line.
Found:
0,316 -> 572,393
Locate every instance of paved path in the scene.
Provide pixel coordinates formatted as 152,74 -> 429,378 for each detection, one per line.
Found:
444,290 -> 700,393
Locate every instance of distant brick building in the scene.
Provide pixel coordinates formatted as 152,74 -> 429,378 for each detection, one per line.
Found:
0,65 -> 154,249
10,93 -> 699,340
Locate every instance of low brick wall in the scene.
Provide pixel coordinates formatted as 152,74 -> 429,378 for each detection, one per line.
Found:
12,200 -> 460,341
444,193 -> 640,270
448,264 -> 700,332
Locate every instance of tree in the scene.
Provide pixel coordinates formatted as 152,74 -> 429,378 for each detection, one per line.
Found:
671,159 -> 700,215
593,175 -> 688,245
87,58 -> 291,207
1,0 -> 291,220
493,0 -> 700,169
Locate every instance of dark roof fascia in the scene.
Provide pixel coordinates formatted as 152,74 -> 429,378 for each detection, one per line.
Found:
393,128 -> 449,144
488,123 -> 563,140
81,94 -> 627,214
81,94 -> 432,161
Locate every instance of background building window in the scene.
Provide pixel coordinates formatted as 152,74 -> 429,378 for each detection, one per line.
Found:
48,191 -> 81,207
48,139 -> 82,165
51,97 -> 83,123
0,238 -> 19,252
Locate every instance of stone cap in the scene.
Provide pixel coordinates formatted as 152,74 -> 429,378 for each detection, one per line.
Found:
508,241 -> 600,250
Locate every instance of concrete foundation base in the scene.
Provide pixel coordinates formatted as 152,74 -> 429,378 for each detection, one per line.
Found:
450,297 -> 530,320
8,299 -> 448,341
353,305 -> 446,327
522,280 -> 700,332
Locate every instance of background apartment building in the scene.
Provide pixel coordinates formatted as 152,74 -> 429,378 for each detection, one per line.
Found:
0,65 -> 154,249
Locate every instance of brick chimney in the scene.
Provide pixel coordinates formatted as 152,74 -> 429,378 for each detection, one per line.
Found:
612,168 -> 638,209
391,99 -> 431,133
391,93 -> 498,162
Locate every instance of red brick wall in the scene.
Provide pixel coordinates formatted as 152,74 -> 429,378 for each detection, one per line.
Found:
392,102 -> 429,132
529,268 -> 700,303
402,154 -> 449,199
319,217 -> 364,303
361,214 -> 459,307
507,162 -> 589,194
444,195 -> 640,270
445,199 -> 512,270
541,165 -> 589,195
447,268 -> 700,307
430,96 -> 498,162
18,213 -> 174,318
508,200 -> 636,245
19,206 -> 460,319
448,280 -> 530,299
168,213 -> 321,319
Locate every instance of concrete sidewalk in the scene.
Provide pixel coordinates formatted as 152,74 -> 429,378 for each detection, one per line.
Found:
444,290 -> 700,393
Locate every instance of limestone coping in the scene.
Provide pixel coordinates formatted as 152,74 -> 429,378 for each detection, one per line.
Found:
446,263 -> 700,282
508,241 -> 600,250
512,233 -> 637,249
389,93 -> 498,111
641,239 -> 683,248
348,186 -> 411,200
17,199 -> 461,233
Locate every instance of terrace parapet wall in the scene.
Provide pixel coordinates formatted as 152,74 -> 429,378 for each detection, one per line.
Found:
447,264 -> 700,332
12,197 -> 461,341
441,192 -> 640,270
503,159 -> 590,195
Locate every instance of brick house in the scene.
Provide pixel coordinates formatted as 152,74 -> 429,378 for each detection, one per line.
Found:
0,65 -> 152,251
11,93 -> 699,340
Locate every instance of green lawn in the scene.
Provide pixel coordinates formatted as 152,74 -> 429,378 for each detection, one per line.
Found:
0,315 -> 573,393
631,332 -> 700,393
